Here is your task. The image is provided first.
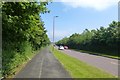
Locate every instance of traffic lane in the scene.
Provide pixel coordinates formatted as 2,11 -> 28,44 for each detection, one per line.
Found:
61,49 -> 119,76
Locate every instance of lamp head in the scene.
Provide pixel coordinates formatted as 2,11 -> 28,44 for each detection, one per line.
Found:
55,16 -> 58,17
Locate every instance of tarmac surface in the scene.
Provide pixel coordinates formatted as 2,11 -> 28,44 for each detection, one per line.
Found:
15,47 -> 71,78
61,49 -> 119,77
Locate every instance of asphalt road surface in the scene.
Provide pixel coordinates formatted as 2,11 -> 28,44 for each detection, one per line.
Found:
60,49 -> 119,77
15,47 -> 71,78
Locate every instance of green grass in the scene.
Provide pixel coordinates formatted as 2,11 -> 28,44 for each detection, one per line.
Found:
50,46 -> 116,78
73,49 -> 120,60
2,41 -> 45,78
2,42 -> 33,78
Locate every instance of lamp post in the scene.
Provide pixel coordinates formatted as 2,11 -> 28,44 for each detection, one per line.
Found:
53,16 -> 58,51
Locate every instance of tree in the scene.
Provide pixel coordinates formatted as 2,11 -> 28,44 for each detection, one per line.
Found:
2,1 -> 50,77
56,21 -> 119,56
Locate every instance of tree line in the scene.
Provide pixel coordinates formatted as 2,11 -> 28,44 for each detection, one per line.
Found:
56,21 -> 120,57
2,1 -> 50,77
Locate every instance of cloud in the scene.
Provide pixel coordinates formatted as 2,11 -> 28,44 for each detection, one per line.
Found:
47,30 -> 70,41
48,30 -> 69,37
54,0 -> 119,11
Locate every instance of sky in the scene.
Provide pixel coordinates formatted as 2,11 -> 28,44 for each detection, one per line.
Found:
41,0 -> 119,42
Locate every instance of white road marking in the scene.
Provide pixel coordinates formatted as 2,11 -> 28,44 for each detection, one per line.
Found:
39,57 -> 44,78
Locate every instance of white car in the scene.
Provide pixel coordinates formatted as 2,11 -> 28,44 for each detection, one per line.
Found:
58,46 -> 64,50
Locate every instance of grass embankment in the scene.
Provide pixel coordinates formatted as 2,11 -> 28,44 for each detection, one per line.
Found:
50,46 -> 116,78
2,42 -> 45,78
0,53 -> 2,78
12,48 -> 44,78
72,49 -> 120,60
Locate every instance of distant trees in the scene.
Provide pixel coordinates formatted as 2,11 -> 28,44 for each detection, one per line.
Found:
2,1 -> 50,77
56,21 -> 119,56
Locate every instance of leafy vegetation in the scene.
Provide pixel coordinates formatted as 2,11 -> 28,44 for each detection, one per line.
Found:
50,46 -> 116,78
56,21 -> 119,57
74,49 -> 120,59
2,1 -> 50,78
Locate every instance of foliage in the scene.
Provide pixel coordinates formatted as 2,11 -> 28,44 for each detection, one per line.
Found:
56,21 -> 119,56
2,2 -> 50,77
50,46 -> 115,78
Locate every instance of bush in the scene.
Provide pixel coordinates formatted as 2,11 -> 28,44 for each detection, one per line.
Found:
2,41 -> 33,77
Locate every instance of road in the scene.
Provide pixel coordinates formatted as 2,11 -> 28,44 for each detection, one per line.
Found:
60,49 -> 119,77
15,47 -> 71,78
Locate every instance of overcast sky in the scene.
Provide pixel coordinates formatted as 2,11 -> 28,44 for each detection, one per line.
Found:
41,0 -> 119,42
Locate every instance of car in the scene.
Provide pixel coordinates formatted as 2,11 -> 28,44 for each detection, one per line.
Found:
64,46 -> 68,49
58,46 -> 64,50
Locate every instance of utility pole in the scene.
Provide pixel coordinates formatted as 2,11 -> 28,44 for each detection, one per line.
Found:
53,16 -> 58,51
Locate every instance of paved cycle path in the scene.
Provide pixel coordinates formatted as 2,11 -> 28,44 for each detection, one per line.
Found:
15,47 -> 71,78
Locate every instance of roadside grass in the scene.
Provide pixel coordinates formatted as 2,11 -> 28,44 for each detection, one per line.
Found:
2,41 -> 45,78
12,48 -> 43,78
72,49 -> 120,60
50,46 -> 116,78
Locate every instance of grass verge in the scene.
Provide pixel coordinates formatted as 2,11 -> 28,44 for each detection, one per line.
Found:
72,49 -> 120,60
2,41 -> 45,78
12,48 -> 43,78
50,46 -> 116,78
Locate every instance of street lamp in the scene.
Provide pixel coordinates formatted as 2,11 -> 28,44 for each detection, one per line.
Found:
53,16 -> 58,50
